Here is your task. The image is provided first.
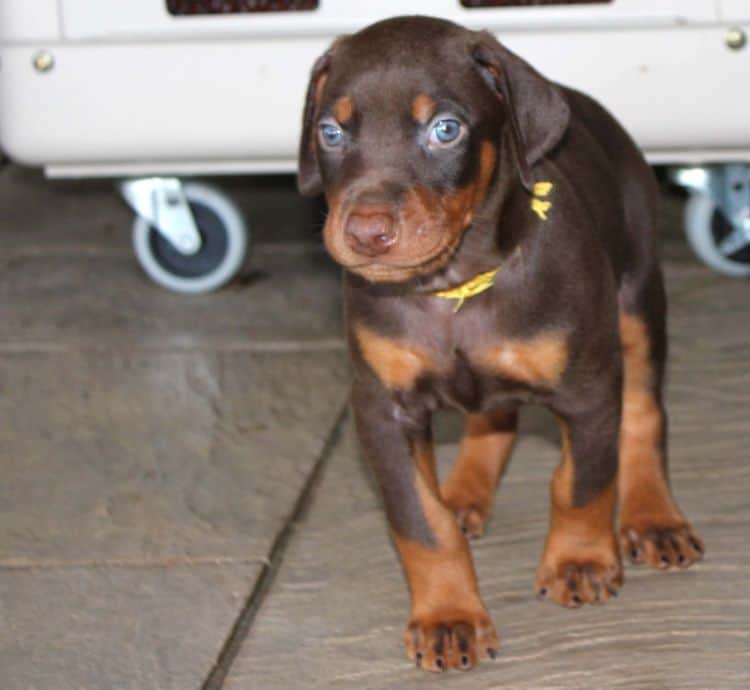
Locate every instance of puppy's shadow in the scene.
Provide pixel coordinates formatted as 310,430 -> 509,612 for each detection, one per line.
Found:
432,405 -> 559,447
355,405 -> 561,500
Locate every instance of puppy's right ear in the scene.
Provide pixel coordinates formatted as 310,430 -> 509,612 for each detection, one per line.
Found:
297,51 -> 333,197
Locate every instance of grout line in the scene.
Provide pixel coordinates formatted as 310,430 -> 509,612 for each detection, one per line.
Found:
0,242 -> 324,260
0,339 -> 347,354
201,400 -> 350,690
0,556 -> 263,572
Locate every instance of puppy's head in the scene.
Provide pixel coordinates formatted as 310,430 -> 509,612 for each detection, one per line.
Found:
298,16 -> 569,283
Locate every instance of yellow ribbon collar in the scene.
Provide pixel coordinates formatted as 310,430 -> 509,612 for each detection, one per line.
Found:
432,180 -> 554,312
433,267 -> 500,312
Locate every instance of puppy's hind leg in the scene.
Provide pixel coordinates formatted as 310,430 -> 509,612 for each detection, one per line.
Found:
617,270 -> 704,569
441,409 -> 517,539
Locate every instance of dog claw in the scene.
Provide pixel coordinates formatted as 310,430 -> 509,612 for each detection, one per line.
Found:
405,612 -> 499,672
621,523 -> 704,570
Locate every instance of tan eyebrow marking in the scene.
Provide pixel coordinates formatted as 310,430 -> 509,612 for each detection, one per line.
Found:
411,94 -> 437,124
334,95 -> 354,124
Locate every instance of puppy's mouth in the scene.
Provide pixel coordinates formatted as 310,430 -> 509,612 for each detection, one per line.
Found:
326,221 -> 465,283
323,190 -> 473,283
339,226 -> 452,269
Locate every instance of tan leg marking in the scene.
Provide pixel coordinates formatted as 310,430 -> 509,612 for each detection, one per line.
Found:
353,324 -> 435,390
536,422 -> 622,607
618,312 -> 704,568
441,409 -> 517,538
472,332 -> 568,387
398,444 -> 498,672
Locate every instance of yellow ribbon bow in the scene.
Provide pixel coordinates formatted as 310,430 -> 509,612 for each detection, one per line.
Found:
433,267 -> 500,312
530,181 -> 554,220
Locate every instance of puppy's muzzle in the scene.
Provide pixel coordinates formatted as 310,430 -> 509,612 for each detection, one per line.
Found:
344,207 -> 398,257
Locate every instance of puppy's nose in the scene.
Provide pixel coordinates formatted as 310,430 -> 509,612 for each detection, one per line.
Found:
344,209 -> 397,257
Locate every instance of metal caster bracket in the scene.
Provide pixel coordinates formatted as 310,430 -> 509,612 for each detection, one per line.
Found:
670,164 -> 750,256
118,177 -> 202,255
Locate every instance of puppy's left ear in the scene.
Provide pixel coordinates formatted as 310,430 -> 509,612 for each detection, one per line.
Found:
471,31 -> 570,188
297,48 -> 336,197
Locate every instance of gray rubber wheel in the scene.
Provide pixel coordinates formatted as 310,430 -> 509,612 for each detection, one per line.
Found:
132,182 -> 248,293
684,192 -> 750,277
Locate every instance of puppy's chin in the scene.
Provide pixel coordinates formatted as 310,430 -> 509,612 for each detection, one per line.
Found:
327,236 -> 462,285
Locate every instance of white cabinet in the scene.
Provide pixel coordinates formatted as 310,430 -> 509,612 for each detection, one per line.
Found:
1,0 -> 747,177
720,0 -> 750,23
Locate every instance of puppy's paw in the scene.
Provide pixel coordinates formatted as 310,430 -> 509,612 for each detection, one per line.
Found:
536,534 -> 623,607
620,521 -> 704,569
441,483 -> 492,539
405,609 -> 499,672
444,502 -> 488,540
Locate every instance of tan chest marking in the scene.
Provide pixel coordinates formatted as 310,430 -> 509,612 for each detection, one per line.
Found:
472,333 -> 569,386
354,324 -> 435,391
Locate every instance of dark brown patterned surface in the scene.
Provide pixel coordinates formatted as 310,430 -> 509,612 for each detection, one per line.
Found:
462,0 -> 611,7
166,0 -> 317,15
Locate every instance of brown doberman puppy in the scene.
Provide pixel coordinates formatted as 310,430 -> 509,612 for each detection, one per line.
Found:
298,15 -> 704,673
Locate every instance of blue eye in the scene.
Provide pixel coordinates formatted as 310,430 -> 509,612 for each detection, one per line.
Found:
320,123 -> 344,147
429,118 -> 463,145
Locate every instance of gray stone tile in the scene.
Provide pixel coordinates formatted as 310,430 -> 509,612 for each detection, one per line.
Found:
0,564 -> 258,690
224,256 -> 750,688
226,423 -> 749,689
0,165 -> 348,690
0,350 -> 348,565
0,249 -> 342,349
0,165 -> 132,252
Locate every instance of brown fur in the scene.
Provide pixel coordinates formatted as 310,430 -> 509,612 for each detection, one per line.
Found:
536,422 -> 622,607
398,447 -> 498,672
618,311 -> 704,567
441,409 -> 517,538
298,15 -> 704,674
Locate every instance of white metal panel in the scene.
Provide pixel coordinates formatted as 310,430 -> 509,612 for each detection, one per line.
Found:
719,1 -> 750,23
0,38 -> 320,166
59,0 -> 717,42
0,0 -> 60,43
1,25 -> 747,171
510,26 -> 745,151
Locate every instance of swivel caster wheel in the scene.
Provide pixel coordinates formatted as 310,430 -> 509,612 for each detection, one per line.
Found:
123,178 -> 248,293
672,164 -> 750,278
684,192 -> 750,277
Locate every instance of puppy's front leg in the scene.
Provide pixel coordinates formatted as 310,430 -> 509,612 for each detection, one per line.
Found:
536,394 -> 623,607
352,374 -> 498,672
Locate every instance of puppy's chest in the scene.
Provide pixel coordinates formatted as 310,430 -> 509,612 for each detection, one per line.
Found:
353,321 -> 569,412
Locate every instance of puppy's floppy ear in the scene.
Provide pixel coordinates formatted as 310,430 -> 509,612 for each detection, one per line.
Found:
471,31 -> 570,190
297,49 -> 335,197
